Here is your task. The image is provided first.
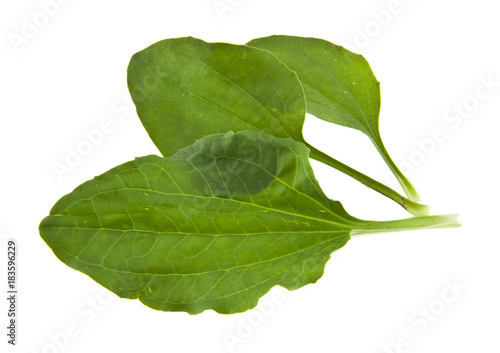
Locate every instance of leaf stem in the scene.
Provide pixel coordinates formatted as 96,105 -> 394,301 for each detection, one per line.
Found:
351,214 -> 460,236
370,133 -> 421,202
306,143 -> 430,216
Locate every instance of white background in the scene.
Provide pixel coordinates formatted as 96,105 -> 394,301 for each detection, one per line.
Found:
1,0 -> 499,352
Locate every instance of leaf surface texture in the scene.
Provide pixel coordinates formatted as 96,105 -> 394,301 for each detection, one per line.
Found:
40,131 -> 361,314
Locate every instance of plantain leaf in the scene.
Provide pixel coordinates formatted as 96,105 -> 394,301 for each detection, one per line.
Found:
246,35 -> 420,201
39,131 -> 458,314
126,36 -> 429,216
127,36 -> 306,157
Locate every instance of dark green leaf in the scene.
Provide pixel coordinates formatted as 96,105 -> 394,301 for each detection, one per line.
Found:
39,131 -> 458,314
127,36 -> 306,157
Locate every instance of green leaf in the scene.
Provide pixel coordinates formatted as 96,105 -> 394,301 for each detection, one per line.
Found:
246,35 -> 421,201
127,36 -> 429,216
127,36 -> 306,156
39,131 -> 459,314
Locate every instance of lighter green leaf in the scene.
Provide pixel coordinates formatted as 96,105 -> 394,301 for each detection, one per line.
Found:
246,35 -> 420,201
39,131 -> 458,314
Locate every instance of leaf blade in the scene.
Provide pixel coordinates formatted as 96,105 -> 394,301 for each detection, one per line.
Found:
127,37 -> 307,156
40,131 -> 358,314
246,35 -> 420,200
247,36 -> 379,132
